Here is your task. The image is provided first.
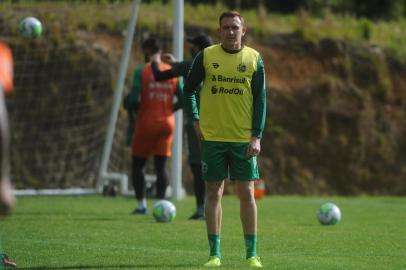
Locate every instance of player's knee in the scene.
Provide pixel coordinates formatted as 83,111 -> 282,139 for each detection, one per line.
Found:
206,183 -> 223,202
236,183 -> 255,202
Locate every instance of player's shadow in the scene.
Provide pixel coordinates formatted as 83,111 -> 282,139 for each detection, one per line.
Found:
19,263 -> 196,269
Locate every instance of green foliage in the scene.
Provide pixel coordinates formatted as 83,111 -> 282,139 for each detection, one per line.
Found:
1,196 -> 405,269
358,18 -> 373,40
3,1 -> 406,59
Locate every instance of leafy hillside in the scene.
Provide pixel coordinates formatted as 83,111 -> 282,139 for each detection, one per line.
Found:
1,2 -> 405,195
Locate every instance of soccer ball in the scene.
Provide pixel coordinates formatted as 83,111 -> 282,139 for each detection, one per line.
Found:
317,202 -> 341,225
19,17 -> 43,38
153,200 -> 176,222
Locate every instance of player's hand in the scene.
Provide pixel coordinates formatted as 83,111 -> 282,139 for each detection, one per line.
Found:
161,53 -> 176,64
245,137 -> 261,159
193,121 -> 204,140
150,53 -> 161,63
0,178 -> 15,217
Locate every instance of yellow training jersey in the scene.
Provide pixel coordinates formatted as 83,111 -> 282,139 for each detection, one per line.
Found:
200,44 -> 260,142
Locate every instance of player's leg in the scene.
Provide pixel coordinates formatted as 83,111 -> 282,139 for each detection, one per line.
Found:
189,162 -> 205,219
131,156 -> 147,214
0,89 -> 17,269
186,123 -> 205,220
201,141 -> 228,266
230,143 -> 263,267
0,88 -> 14,217
153,155 -> 168,199
1,252 -> 16,268
0,43 -> 17,268
235,181 -> 259,251
152,123 -> 173,199
204,180 -> 224,267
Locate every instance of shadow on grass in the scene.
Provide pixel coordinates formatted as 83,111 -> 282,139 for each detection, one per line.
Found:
18,263 -> 197,269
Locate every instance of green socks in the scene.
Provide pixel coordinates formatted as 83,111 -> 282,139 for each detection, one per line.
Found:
244,234 -> 257,259
197,205 -> 205,216
208,234 -> 221,258
208,234 -> 256,259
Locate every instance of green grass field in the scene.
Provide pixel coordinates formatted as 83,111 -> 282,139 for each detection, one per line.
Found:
1,195 -> 405,269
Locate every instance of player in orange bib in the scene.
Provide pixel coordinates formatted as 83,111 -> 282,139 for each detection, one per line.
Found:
0,41 -> 17,268
124,37 -> 183,214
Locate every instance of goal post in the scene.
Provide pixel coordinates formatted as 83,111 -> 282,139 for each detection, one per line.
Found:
99,0 -> 186,200
170,0 -> 185,200
97,0 -> 141,195
2,1 -> 186,198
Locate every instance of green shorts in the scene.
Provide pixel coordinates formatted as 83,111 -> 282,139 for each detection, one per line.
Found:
201,141 -> 259,181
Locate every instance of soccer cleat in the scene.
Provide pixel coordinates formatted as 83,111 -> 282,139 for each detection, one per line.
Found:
131,207 -> 147,215
1,253 -> 17,268
247,256 -> 263,268
203,256 -> 221,267
188,212 -> 205,220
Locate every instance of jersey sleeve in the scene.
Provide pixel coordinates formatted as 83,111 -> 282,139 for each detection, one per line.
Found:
183,51 -> 205,122
123,64 -> 143,112
251,55 -> 267,138
123,64 -> 143,146
151,61 -> 191,81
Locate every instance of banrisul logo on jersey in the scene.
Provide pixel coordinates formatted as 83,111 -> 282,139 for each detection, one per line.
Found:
211,75 -> 246,84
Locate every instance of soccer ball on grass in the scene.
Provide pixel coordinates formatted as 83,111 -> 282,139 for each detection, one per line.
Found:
153,200 -> 176,222
317,202 -> 341,225
19,17 -> 43,39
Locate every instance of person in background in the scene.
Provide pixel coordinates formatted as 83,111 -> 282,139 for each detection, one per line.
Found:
0,41 -> 17,268
124,37 -> 183,214
183,11 -> 266,268
151,33 -> 213,220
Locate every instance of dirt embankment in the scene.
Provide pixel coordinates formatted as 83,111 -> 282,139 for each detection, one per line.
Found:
8,29 -> 406,195
255,33 -> 406,195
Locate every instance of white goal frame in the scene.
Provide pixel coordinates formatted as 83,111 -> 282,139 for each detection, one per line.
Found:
98,0 -> 185,200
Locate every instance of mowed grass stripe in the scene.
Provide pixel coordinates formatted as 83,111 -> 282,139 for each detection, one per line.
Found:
1,195 -> 405,270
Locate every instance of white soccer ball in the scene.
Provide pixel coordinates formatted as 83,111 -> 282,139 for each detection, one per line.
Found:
317,202 -> 341,225
153,200 -> 176,223
19,17 -> 43,39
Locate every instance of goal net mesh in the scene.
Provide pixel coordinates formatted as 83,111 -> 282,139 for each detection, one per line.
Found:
0,2 -> 167,190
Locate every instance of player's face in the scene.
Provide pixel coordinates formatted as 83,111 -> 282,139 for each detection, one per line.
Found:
219,16 -> 246,50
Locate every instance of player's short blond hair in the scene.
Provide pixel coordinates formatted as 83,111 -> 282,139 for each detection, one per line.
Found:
219,11 -> 245,26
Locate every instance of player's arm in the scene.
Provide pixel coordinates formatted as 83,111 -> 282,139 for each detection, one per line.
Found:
151,61 -> 185,81
123,64 -> 143,146
183,51 -> 205,122
173,80 -> 184,112
123,64 -> 143,112
246,55 -> 266,158
251,55 -> 266,139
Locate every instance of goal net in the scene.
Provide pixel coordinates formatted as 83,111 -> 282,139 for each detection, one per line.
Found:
0,1 -> 163,195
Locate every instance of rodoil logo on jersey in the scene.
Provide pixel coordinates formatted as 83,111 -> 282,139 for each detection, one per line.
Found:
211,85 -> 244,95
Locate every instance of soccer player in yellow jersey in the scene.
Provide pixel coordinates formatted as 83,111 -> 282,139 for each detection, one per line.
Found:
184,11 -> 266,268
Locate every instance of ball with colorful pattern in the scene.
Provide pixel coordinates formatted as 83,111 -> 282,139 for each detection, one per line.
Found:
317,202 -> 341,225
153,200 -> 176,223
19,17 -> 43,39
